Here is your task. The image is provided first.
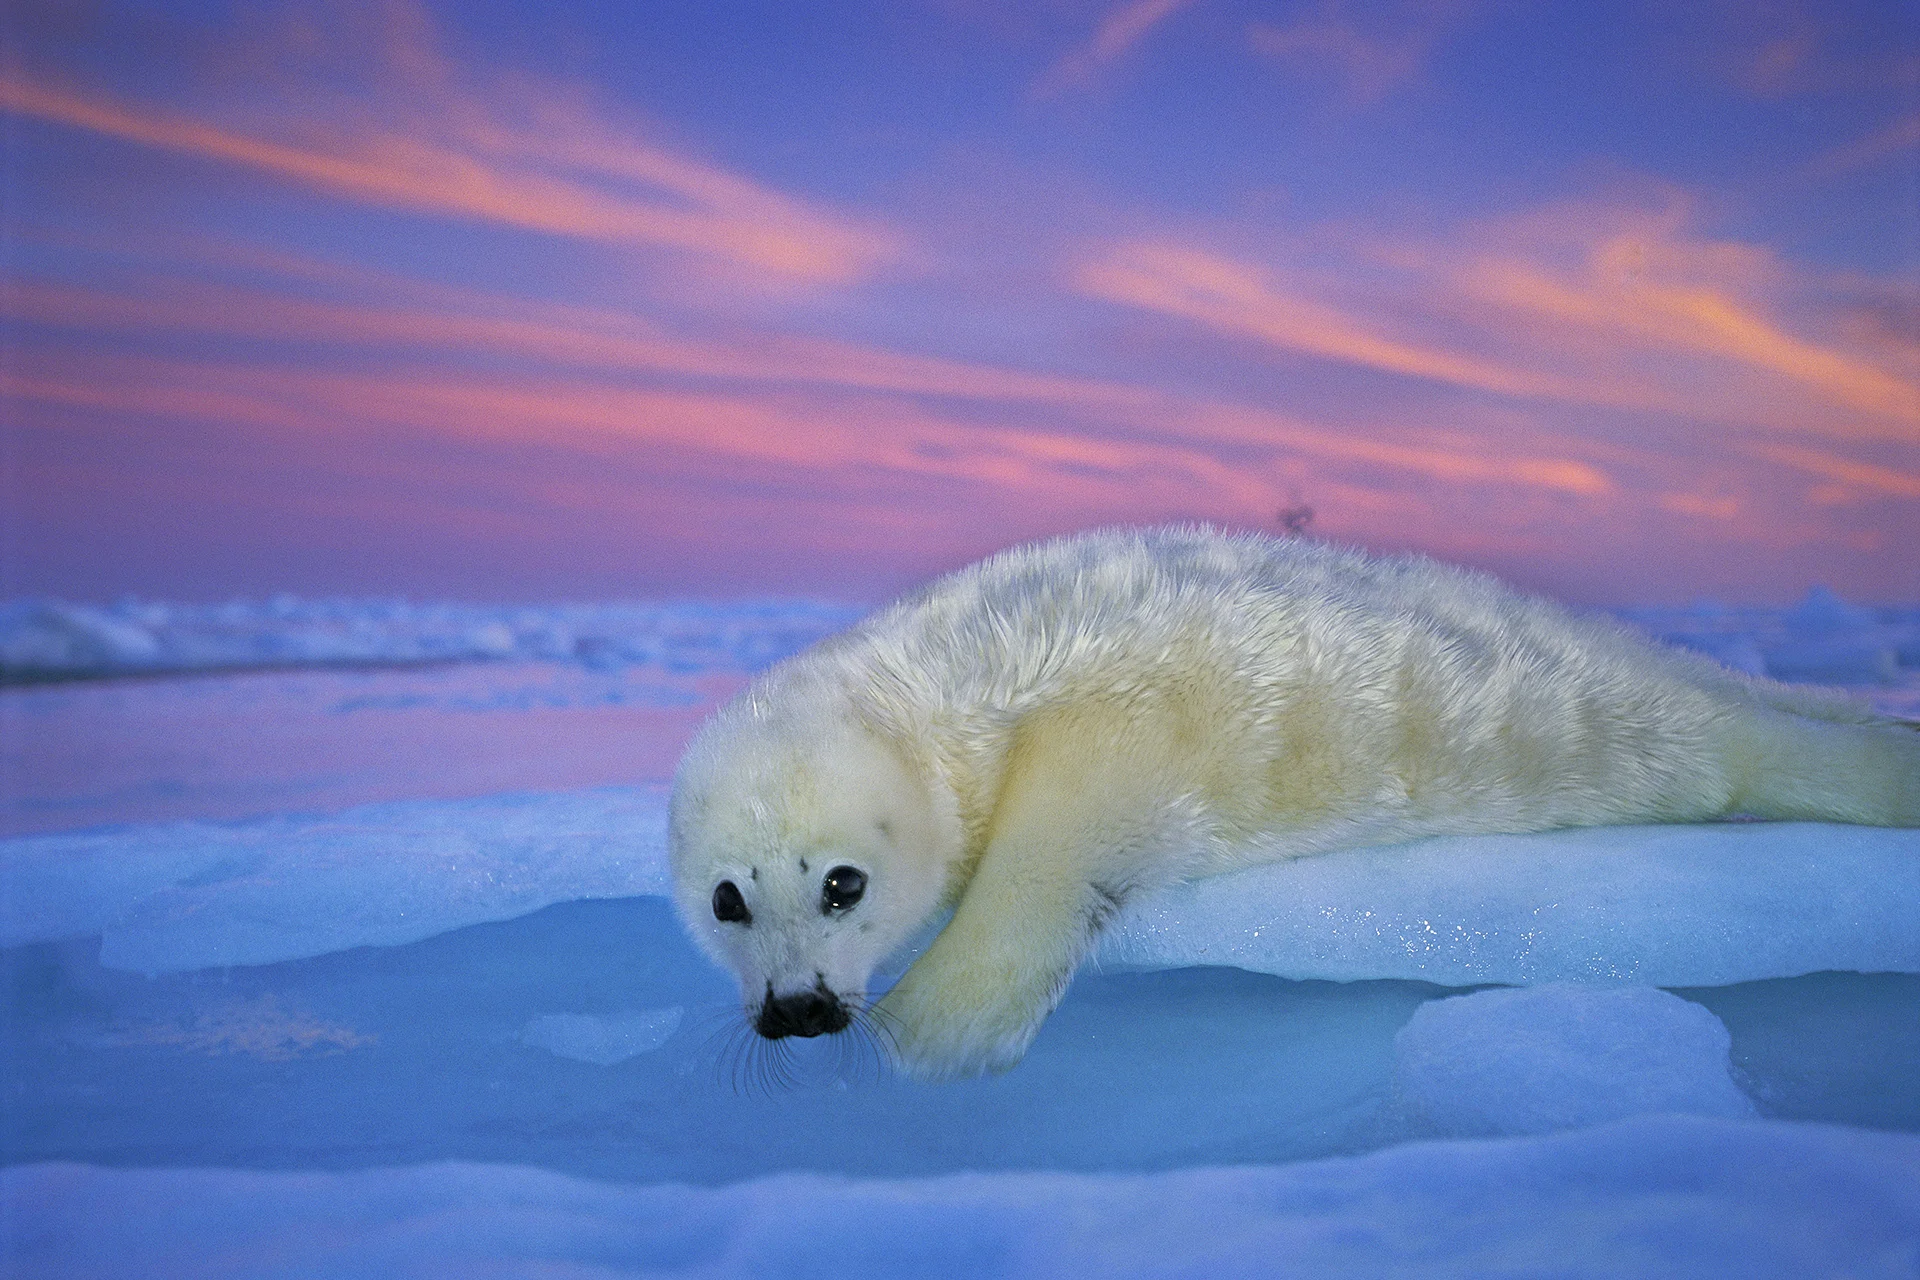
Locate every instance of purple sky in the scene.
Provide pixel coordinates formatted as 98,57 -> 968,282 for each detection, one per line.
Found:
3,0 -> 1917,604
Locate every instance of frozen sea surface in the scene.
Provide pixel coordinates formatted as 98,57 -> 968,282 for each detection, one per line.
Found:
4,589 -> 1919,1276
10,1117 -> 1919,1280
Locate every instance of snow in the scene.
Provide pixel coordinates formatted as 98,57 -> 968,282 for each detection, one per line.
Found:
1388,984 -> 1755,1137
5,586 -> 1919,1277
7,1116 -> 1919,1279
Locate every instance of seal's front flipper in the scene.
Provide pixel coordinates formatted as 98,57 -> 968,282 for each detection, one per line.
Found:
875,702 -> 1186,1080
875,812 -> 1105,1078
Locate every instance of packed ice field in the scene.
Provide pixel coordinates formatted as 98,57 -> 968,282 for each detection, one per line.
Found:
3,588 -> 1918,1277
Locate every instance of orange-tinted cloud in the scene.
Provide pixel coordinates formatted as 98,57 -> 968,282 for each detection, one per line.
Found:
1461,237 -> 1920,433
1074,241 -> 1591,400
1073,205 -> 1920,442
1173,403 -> 1616,497
18,330 -> 1906,601
1657,491 -> 1742,521
1,272 -> 1155,412
1747,443 -> 1920,500
2,347 -> 1218,510
3,315 -> 1628,554
5,243 -> 1632,509
0,71 -> 897,285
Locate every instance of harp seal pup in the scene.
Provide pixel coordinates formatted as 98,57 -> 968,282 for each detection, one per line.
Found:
668,526 -> 1919,1079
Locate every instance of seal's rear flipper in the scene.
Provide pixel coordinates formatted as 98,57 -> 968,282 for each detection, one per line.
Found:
1726,709 -> 1920,827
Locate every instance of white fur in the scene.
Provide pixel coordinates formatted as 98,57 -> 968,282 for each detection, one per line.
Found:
669,526 -> 1920,1079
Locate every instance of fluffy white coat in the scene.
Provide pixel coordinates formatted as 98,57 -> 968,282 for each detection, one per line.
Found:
669,527 -> 1919,1079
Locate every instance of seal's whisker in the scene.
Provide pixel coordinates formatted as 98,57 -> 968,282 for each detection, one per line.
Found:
825,990 -> 898,1082
758,1036 -> 798,1094
842,1012 -> 897,1084
715,1022 -> 757,1096
848,996 -> 903,1065
683,1003 -> 748,1052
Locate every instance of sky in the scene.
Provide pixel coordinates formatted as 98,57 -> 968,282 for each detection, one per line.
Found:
2,0 -> 1916,605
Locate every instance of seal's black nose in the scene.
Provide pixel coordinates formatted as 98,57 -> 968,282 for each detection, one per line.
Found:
755,988 -> 850,1039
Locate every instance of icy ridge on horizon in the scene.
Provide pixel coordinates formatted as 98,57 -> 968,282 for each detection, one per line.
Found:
7,1116 -> 1918,1279
1619,587 -> 1920,686
3,587 -> 1917,689
0,595 -> 862,683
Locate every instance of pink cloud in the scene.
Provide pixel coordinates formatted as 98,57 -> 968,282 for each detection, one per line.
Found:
1747,443 -> 1920,501
1,270 -> 1158,412
1074,242 -> 1586,401
1071,202 -> 1920,443
4,243 -> 1630,512
0,63 -> 898,286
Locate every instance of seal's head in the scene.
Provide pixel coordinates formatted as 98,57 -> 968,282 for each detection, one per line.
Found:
669,689 -> 959,1041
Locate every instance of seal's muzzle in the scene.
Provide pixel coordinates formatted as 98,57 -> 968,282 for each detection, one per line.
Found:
755,987 -> 850,1039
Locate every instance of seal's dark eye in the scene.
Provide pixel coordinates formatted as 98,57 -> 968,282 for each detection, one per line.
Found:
821,865 -> 866,913
712,880 -> 751,924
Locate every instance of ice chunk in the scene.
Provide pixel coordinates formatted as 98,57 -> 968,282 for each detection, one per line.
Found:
1612,590 -> 1916,688
1098,821 -> 1920,987
0,601 -> 163,673
1390,984 -> 1754,1137
5,1116 -> 1918,1279
1786,585 -> 1878,634
517,1008 -> 683,1064
1761,638 -> 1899,684
1667,631 -> 1767,676
1761,587 -> 1900,683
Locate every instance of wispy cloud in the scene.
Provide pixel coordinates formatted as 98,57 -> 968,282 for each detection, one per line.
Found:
1176,403 -> 1615,496
1747,443 -> 1920,501
1454,219 -> 1920,434
1726,19 -> 1920,100
1074,242 -> 1586,400
1247,1 -> 1468,103
13,325 -> 1897,598
1031,0 -> 1196,99
1,348 -> 1263,521
1812,113 -> 1920,177
0,57 -> 897,286
1072,202 -> 1920,440
1,268 -> 1153,412
4,230 -> 1630,511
